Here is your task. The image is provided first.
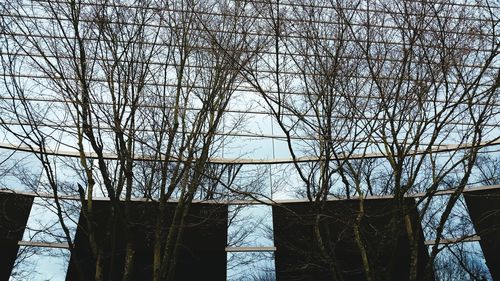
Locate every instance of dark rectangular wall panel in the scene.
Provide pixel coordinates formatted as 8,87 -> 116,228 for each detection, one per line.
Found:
66,201 -> 227,281
464,189 -> 500,280
272,198 -> 431,281
0,193 -> 34,280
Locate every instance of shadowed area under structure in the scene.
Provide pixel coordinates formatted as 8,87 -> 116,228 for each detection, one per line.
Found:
272,198 -> 432,281
464,189 -> 500,281
0,193 -> 33,280
66,201 -> 228,281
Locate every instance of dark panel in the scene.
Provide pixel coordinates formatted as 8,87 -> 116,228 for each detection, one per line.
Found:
273,198 -> 431,281
464,189 -> 500,281
0,193 -> 34,281
66,201 -> 227,281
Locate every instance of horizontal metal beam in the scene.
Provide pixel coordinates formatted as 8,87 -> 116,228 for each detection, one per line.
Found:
1,139 -> 499,164
424,235 -> 481,245
18,241 -> 70,249
17,0 -> 499,32
2,184 -> 499,204
16,241 -> 279,252
225,246 -> 276,252
16,238 -> 485,249
2,95 -> 500,121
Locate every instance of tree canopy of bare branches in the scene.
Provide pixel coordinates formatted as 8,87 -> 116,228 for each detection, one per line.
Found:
0,0 -> 498,280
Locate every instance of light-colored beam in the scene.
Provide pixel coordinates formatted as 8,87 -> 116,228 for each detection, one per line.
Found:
424,235 -> 481,245
225,246 -> 276,252
1,139 -> 499,164
1,184 -> 500,204
18,241 -> 70,249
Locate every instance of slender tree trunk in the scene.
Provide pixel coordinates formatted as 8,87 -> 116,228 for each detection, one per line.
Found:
353,198 -> 374,281
123,240 -> 136,281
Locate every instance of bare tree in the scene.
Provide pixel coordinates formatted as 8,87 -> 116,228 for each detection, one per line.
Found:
0,0 -> 264,280
231,0 -> 500,280
0,0 -> 498,280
